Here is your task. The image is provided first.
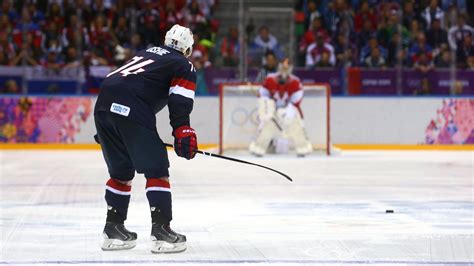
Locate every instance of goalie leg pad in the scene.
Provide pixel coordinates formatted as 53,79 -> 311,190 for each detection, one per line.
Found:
249,120 -> 279,156
282,113 -> 313,156
258,98 -> 276,122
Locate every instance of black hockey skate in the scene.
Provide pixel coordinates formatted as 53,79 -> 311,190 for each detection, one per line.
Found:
101,222 -> 137,251
150,223 -> 187,253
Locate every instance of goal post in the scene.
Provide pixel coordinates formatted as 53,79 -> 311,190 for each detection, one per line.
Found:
219,83 -> 331,155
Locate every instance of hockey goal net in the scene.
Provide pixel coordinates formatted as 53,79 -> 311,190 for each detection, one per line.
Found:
219,83 -> 331,155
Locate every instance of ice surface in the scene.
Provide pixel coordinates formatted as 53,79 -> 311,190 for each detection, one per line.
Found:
0,150 -> 473,265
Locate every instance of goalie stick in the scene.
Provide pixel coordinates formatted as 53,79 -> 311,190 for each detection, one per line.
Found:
164,143 -> 293,182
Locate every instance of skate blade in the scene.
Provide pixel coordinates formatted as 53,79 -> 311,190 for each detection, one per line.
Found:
101,236 -> 136,251
151,240 -> 187,254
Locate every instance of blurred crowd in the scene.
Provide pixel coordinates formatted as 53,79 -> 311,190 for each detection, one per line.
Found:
0,0 -> 473,94
0,0 -> 217,70
1,0 -> 472,71
293,0 -> 474,69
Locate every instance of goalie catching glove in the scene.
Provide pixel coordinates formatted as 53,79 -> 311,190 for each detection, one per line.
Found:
173,126 -> 197,159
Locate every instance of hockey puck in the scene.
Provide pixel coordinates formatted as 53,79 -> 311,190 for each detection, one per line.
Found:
385,209 -> 394,213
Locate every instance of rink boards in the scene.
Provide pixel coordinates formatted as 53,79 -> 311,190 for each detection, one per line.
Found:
0,96 -> 473,146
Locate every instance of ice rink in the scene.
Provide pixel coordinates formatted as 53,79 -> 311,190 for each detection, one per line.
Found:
0,149 -> 473,265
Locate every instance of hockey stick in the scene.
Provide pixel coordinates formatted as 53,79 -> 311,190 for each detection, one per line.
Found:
164,143 -> 293,182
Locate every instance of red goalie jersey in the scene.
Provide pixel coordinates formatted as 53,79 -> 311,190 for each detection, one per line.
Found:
259,73 -> 304,116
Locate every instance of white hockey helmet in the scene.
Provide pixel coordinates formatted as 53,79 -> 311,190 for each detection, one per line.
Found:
164,24 -> 194,57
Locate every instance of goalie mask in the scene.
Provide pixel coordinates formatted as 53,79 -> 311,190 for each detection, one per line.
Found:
165,24 -> 194,57
277,59 -> 293,84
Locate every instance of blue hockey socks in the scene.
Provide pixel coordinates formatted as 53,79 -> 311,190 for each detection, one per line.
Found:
105,178 -> 132,224
146,178 -> 172,225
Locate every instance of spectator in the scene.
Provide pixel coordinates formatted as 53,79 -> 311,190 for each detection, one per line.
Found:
427,18 -> 449,51
435,49 -> 452,67
251,26 -> 281,60
0,50 -> 9,65
333,18 -> 356,45
414,51 -> 435,73
334,33 -> 356,67
42,22 -> 62,52
441,0 -> 467,12
467,55 -> 474,70
137,1 -> 161,46
0,31 -> 15,64
408,19 -> 423,45
10,32 -> 41,66
10,48 -> 38,66
127,33 -> 145,54
163,1 -> 185,29
299,17 -> 329,59
91,0 -> 111,21
456,35 -> 474,68
421,0 -> 445,29
414,52 -> 435,95
84,49 -> 108,66
0,14 -> 13,35
71,0 -> 94,28
2,79 -> 19,94
12,7 -> 43,50
354,1 -> 376,33
402,1 -> 419,29
62,14 -> 90,49
185,0 -> 207,34
448,14 -> 474,50
306,32 -> 335,67
64,46 -> 81,67
377,13 -> 409,48
46,2 -> 64,30
364,47 -> 386,68
192,33 -> 209,59
219,26 -> 239,67
443,2 -> 458,29
357,19 -> 374,47
0,1 -> 18,22
325,0 -> 353,34
359,36 -> 387,65
387,32 -> 405,67
414,78 -> 431,95
17,7 -> 40,32
316,50 -> 334,67
188,0 -> 215,18
376,1 -> 400,27
409,33 -> 433,64
191,50 -> 211,69
256,51 -> 278,82
89,15 -> 115,64
27,3 -> 45,27
113,16 -> 130,45
305,1 -> 322,30
190,49 -> 210,95
114,46 -> 133,66
41,46 -> 63,72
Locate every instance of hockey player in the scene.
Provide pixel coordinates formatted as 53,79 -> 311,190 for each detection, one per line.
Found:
94,24 -> 196,253
249,59 -> 312,157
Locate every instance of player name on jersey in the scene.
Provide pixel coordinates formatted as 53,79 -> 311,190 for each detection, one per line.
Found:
146,47 -> 170,56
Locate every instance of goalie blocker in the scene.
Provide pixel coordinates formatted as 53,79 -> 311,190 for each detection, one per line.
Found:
249,60 -> 312,157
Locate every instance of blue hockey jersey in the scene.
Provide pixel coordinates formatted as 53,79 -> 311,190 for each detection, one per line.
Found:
94,46 -> 196,131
